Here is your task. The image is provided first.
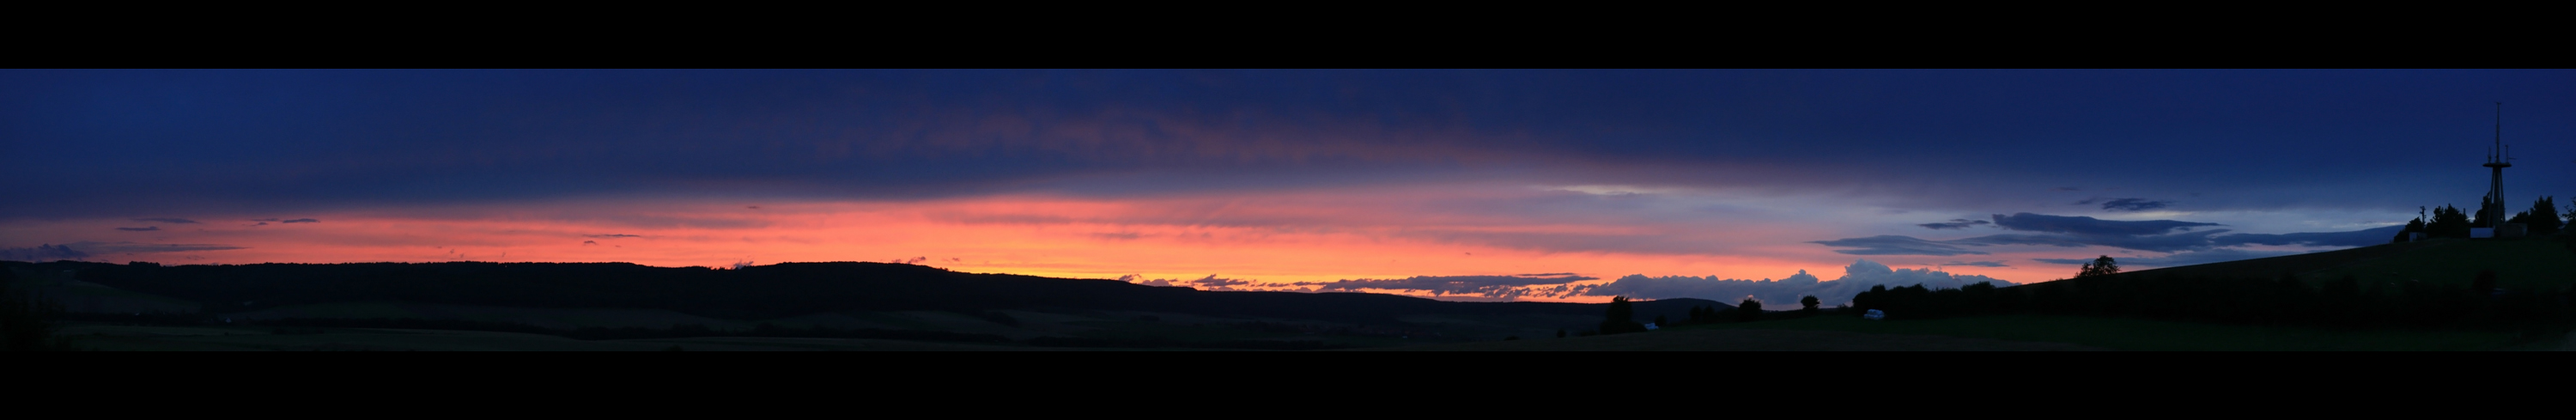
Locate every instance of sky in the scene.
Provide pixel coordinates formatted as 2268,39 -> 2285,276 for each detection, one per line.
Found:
6,69 -> 2571,304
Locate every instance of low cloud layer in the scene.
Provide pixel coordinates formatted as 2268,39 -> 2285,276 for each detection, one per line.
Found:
1577,259 -> 2014,306
1293,273 -> 1598,298
1990,212 -> 2218,236
2097,198 -> 2172,211
1917,219 -> 1991,229
1808,235 -> 1989,256
131,217 -> 198,224
0,241 -> 247,262
2032,247 -> 2303,268
115,227 -> 161,232
281,218 -> 320,223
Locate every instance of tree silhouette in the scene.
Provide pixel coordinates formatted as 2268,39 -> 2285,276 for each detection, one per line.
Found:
1599,296 -> 1644,334
1735,298 -> 1762,322
1800,295 -> 1821,313
2393,216 -> 2426,243
2427,204 -> 2471,238
2520,197 -> 2561,235
2076,255 -> 2119,278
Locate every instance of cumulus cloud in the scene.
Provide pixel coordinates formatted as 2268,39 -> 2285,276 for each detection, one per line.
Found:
131,217 -> 198,224
281,218 -> 320,223
116,227 -> 161,232
1189,275 -> 1254,288
0,241 -> 246,262
1917,219 -> 1991,230
1990,212 -> 2220,236
1578,259 -> 2013,306
1293,273 -> 1597,298
1807,235 -> 1989,256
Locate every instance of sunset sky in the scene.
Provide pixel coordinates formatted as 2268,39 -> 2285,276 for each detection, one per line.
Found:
7,70 -> 2571,303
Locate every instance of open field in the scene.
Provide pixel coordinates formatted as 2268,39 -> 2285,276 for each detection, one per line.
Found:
1372,313 -> 2530,350
2301,237 -> 2575,289
1690,314 -> 2523,350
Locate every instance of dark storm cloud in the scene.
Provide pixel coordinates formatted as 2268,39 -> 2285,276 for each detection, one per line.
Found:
1293,273 -> 1596,297
1917,219 -> 1990,229
12,70 -> 2572,218
1989,213 -> 2221,236
1807,235 -> 1990,256
131,217 -> 197,224
1943,261 -> 2010,267
116,227 -> 161,232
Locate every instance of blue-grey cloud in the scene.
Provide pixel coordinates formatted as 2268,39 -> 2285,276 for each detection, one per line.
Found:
1990,213 -> 2221,236
280,218 -> 319,223
2211,225 -> 2403,247
1949,229 -> 2233,253
116,227 -> 161,232
0,244 -> 89,261
2097,198 -> 2172,211
1807,235 -> 1990,256
1578,259 -> 2013,306
1188,275 -> 1254,288
1918,219 -> 1991,229
0,241 -> 246,262
131,217 -> 197,224
2033,247 -> 2302,268
1293,273 -> 1596,297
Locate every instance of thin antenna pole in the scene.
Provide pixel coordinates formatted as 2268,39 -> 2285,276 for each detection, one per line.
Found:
2494,102 -> 2501,161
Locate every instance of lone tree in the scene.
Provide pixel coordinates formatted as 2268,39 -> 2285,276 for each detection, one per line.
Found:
1735,298 -> 1762,322
1800,295 -> 1821,313
1599,296 -> 1645,334
2076,255 -> 2119,278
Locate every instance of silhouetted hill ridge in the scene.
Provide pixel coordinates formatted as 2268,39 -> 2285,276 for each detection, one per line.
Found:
15,260 -> 1724,323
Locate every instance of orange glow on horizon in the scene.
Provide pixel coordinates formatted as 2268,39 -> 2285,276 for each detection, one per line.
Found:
3,186 -> 2073,303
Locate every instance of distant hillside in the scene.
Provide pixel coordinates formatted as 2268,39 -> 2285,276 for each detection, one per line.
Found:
3,260 -> 1724,326
2034,236 -> 2573,289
